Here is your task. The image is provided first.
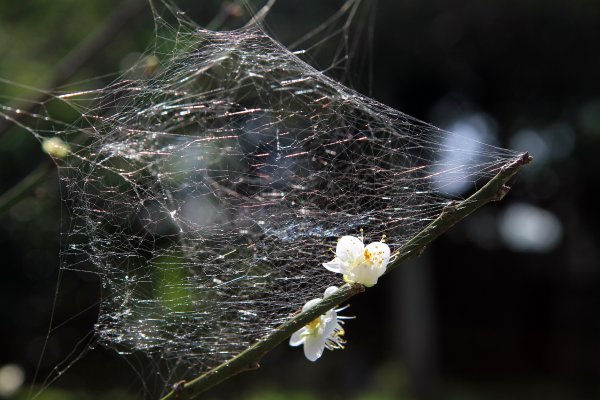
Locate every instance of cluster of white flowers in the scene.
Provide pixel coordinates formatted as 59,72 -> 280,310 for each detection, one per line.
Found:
290,234 -> 391,361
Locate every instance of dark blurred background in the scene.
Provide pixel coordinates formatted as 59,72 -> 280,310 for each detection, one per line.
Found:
1,0 -> 599,399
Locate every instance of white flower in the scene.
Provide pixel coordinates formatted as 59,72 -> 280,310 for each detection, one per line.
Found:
323,235 -> 390,287
289,286 -> 349,362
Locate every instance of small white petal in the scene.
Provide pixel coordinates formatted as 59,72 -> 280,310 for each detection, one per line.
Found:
303,336 -> 325,362
323,286 -> 339,297
323,259 -> 344,273
301,298 -> 321,312
289,329 -> 306,346
348,267 -> 379,287
364,241 -> 391,270
335,236 -> 364,265
321,311 -> 338,339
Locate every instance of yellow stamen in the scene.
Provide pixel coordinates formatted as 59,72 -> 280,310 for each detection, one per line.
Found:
363,248 -> 372,262
305,317 -> 321,332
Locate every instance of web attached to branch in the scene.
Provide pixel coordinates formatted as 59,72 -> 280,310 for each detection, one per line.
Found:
3,0 -> 520,395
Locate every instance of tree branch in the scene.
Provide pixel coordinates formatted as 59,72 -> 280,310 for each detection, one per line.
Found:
386,152 -> 533,273
160,152 -> 532,400
161,283 -> 365,400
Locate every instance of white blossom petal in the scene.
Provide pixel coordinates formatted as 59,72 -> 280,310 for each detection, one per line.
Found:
303,336 -> 325,362
301,298 -> 321,312
335,236 -> 364,266
323,259 -> 344,273
323,286 -> 339,297
321,311 -> 338,339
289,329 -> 306,346
346,268 -> 378,287
364,241 -> 390,270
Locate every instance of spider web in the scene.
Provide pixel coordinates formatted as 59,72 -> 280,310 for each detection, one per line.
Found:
2,0 -> 521,397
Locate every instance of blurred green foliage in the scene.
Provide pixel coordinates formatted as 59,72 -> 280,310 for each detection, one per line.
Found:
0,0 -> 122,96
154,250 -> 193,313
